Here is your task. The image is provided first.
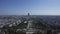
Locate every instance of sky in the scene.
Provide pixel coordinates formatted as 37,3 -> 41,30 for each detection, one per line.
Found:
0,0 -> 60,15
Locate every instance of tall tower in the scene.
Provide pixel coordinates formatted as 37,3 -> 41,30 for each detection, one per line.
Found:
26,13 -> 30,21
28,13 -> 30,17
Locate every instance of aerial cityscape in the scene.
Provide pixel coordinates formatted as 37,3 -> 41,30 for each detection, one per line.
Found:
0,0 -> 60,34
0,13 -> 59,34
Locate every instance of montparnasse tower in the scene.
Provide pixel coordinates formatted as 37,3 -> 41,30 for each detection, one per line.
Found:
28,13 -> 30,17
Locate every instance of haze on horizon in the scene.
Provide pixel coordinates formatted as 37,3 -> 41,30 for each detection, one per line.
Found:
0,0 -> 60,15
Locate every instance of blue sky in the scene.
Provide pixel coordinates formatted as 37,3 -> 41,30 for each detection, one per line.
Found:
0,0 -> 60,15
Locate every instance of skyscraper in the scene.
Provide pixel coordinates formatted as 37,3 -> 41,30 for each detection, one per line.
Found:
28,13 -> 30,17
